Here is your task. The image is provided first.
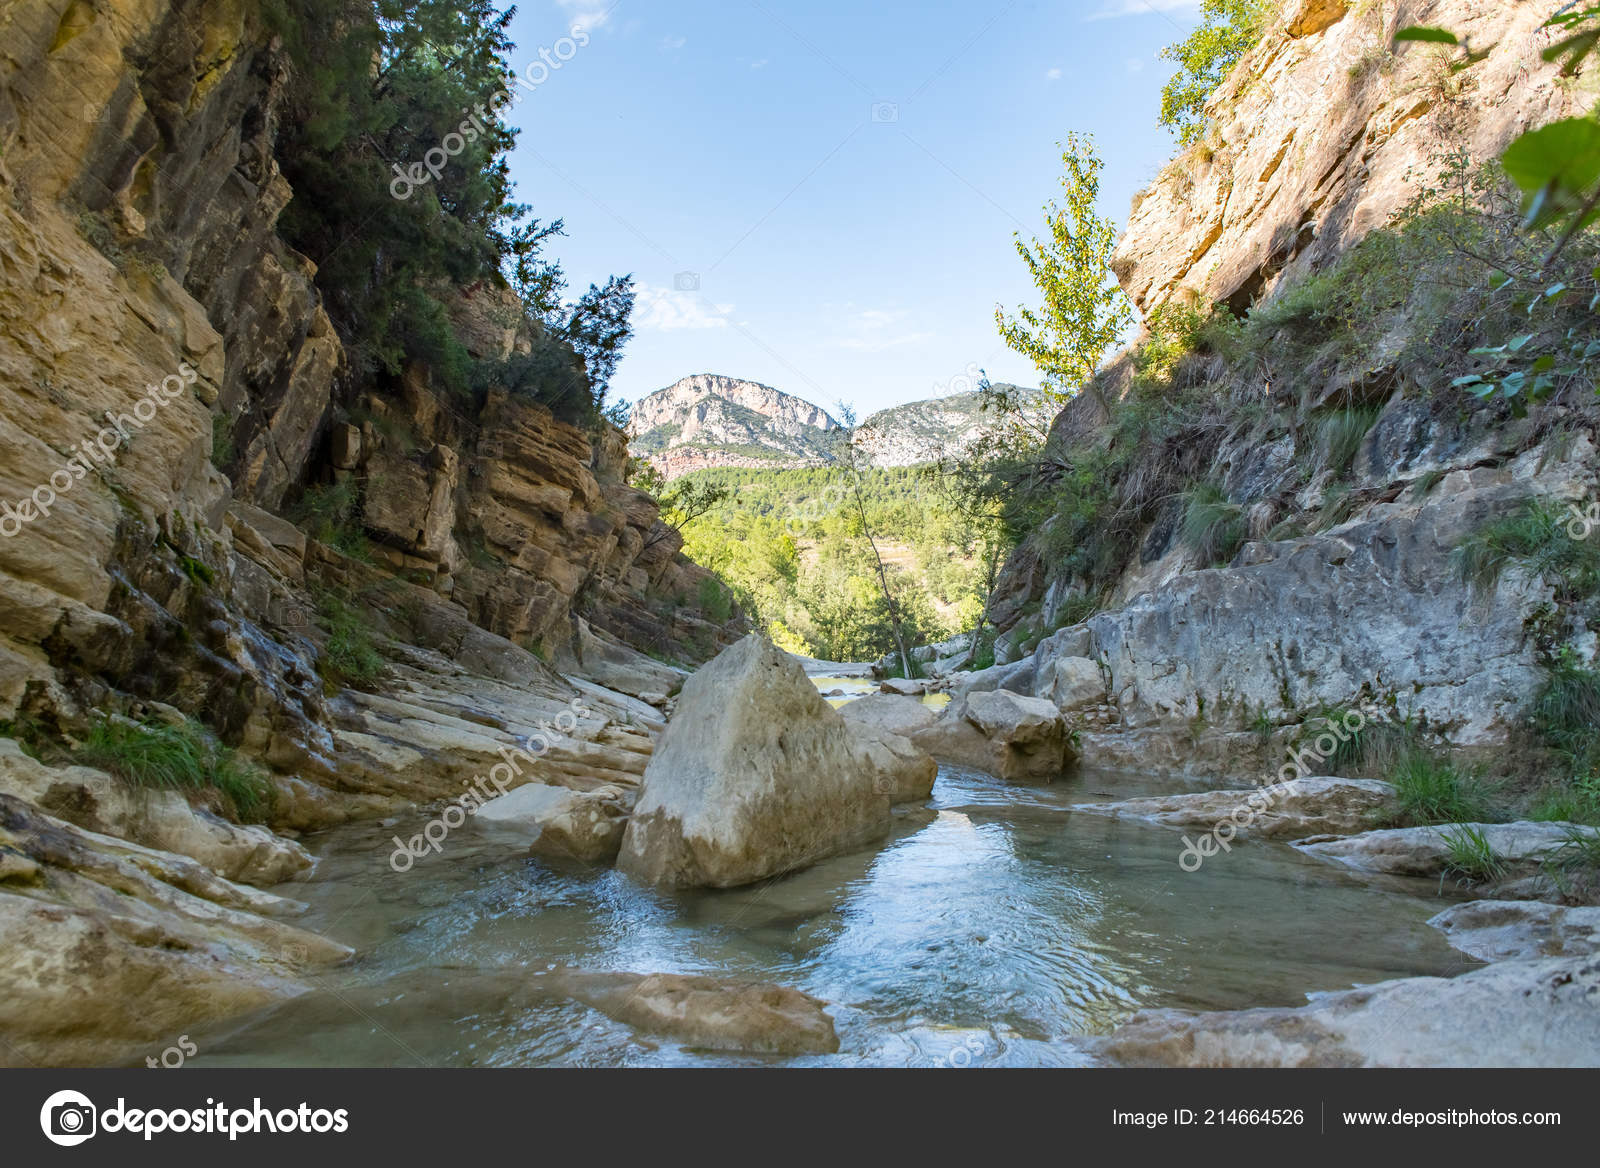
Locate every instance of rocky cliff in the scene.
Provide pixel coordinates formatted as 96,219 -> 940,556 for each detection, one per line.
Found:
1113,0 -> 1578,316
970,0 -> 1596,777
0,0 -> 758,1065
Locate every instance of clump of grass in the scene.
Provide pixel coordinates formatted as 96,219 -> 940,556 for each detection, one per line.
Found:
1529,773 -> 1600,826
1389,747 -> 1499,826
1530,652 -> 1600,761
1054,591 -> 1103,627
76,718 -> 271,821
1317,708 -> 1423,777
0,714 -> 50,760
1441,824 -> 1507,884
211,412 -> 236,470
1452,501 -> 1600,602
293,481 -> 372,562
1314,406 -> 1381,477
1179,482 -> 1247,567
316,591 -> 385,690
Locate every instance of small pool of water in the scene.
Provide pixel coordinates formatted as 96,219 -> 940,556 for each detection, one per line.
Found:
189,766 -> 1470,1068
810,674 -> 950,712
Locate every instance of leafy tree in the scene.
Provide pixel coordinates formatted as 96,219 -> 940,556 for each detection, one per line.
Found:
996,134 -> 1132,413
558,275 -> 637,409
1157,0 -> 1276,146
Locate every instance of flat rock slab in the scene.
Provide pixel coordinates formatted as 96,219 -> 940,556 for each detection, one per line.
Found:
548,969 -> 839,1055
473,781 -> 632,863
839,693 -> 938,739
1293,821 -> 1599,878
879,677 -> 927,696
1428,900 -> 1600,963
1089,955 -> 1600,1067
1072,777 -> 1396,841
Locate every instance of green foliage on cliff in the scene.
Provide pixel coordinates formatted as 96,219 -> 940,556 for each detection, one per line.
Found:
263,0 -> 631,426
77,718 -> 272,822
1157,0 -> 1276,145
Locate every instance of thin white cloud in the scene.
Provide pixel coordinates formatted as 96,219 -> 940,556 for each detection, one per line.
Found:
749,58 -> 770,70
1126,57 -> 1145,73
661,34 -> 686,50
1046,67 -> 1063,80
834,332 -> 936,352
1086,0 -> 1200,20
555,0 -> 613,31
634,284 -> 734,331
828,308 -> 934,352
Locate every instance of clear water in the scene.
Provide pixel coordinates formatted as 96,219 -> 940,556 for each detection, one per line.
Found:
810,674 -> 951,711
189,765 -> 1470,1068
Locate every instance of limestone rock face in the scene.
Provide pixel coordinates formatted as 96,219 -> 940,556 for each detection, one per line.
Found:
627,374 -> 840,480
617,635 -> 891,888
1082,466 -> 1575,745
0,740 -> 312,887
1090,956 -> 1600,1068
0,793 -> 349,1068
911,690 -> 1075,781
547,969 -> 840,1055
1112,0 -> 1576,316
1035,656 -> 1106,713
1073,777 -> 1396,841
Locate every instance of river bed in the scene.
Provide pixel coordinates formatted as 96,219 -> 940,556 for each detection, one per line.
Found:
189,756 -> 1469,1068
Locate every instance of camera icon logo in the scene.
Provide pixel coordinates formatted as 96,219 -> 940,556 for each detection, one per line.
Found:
673,271 -> 700,292
40,1090 -> 97,1147
871,102 -> 898,123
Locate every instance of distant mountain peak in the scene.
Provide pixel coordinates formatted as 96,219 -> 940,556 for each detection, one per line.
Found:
626,374 -> 842,479
626,374 -> 1046,480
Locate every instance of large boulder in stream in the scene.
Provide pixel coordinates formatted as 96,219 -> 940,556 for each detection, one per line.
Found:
838,693 -> 937,739
617,635 -> 892,888
838,696 -> 937,804
911,689 -> 1075,781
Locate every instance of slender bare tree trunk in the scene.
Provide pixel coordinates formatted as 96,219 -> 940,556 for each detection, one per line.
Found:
850,474 -> 912,678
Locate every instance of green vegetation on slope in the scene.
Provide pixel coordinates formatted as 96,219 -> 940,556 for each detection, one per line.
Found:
670,465 -> 990,663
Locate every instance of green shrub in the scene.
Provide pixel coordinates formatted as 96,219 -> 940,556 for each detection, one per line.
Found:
77,718 -> 271,821
293,481 -> 371,561
1453,501 -> 1600,602
1179,482 -> 1246,567
697,577 -> 734,623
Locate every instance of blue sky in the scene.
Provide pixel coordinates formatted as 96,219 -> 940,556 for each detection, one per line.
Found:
502,0 -> 1205,417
